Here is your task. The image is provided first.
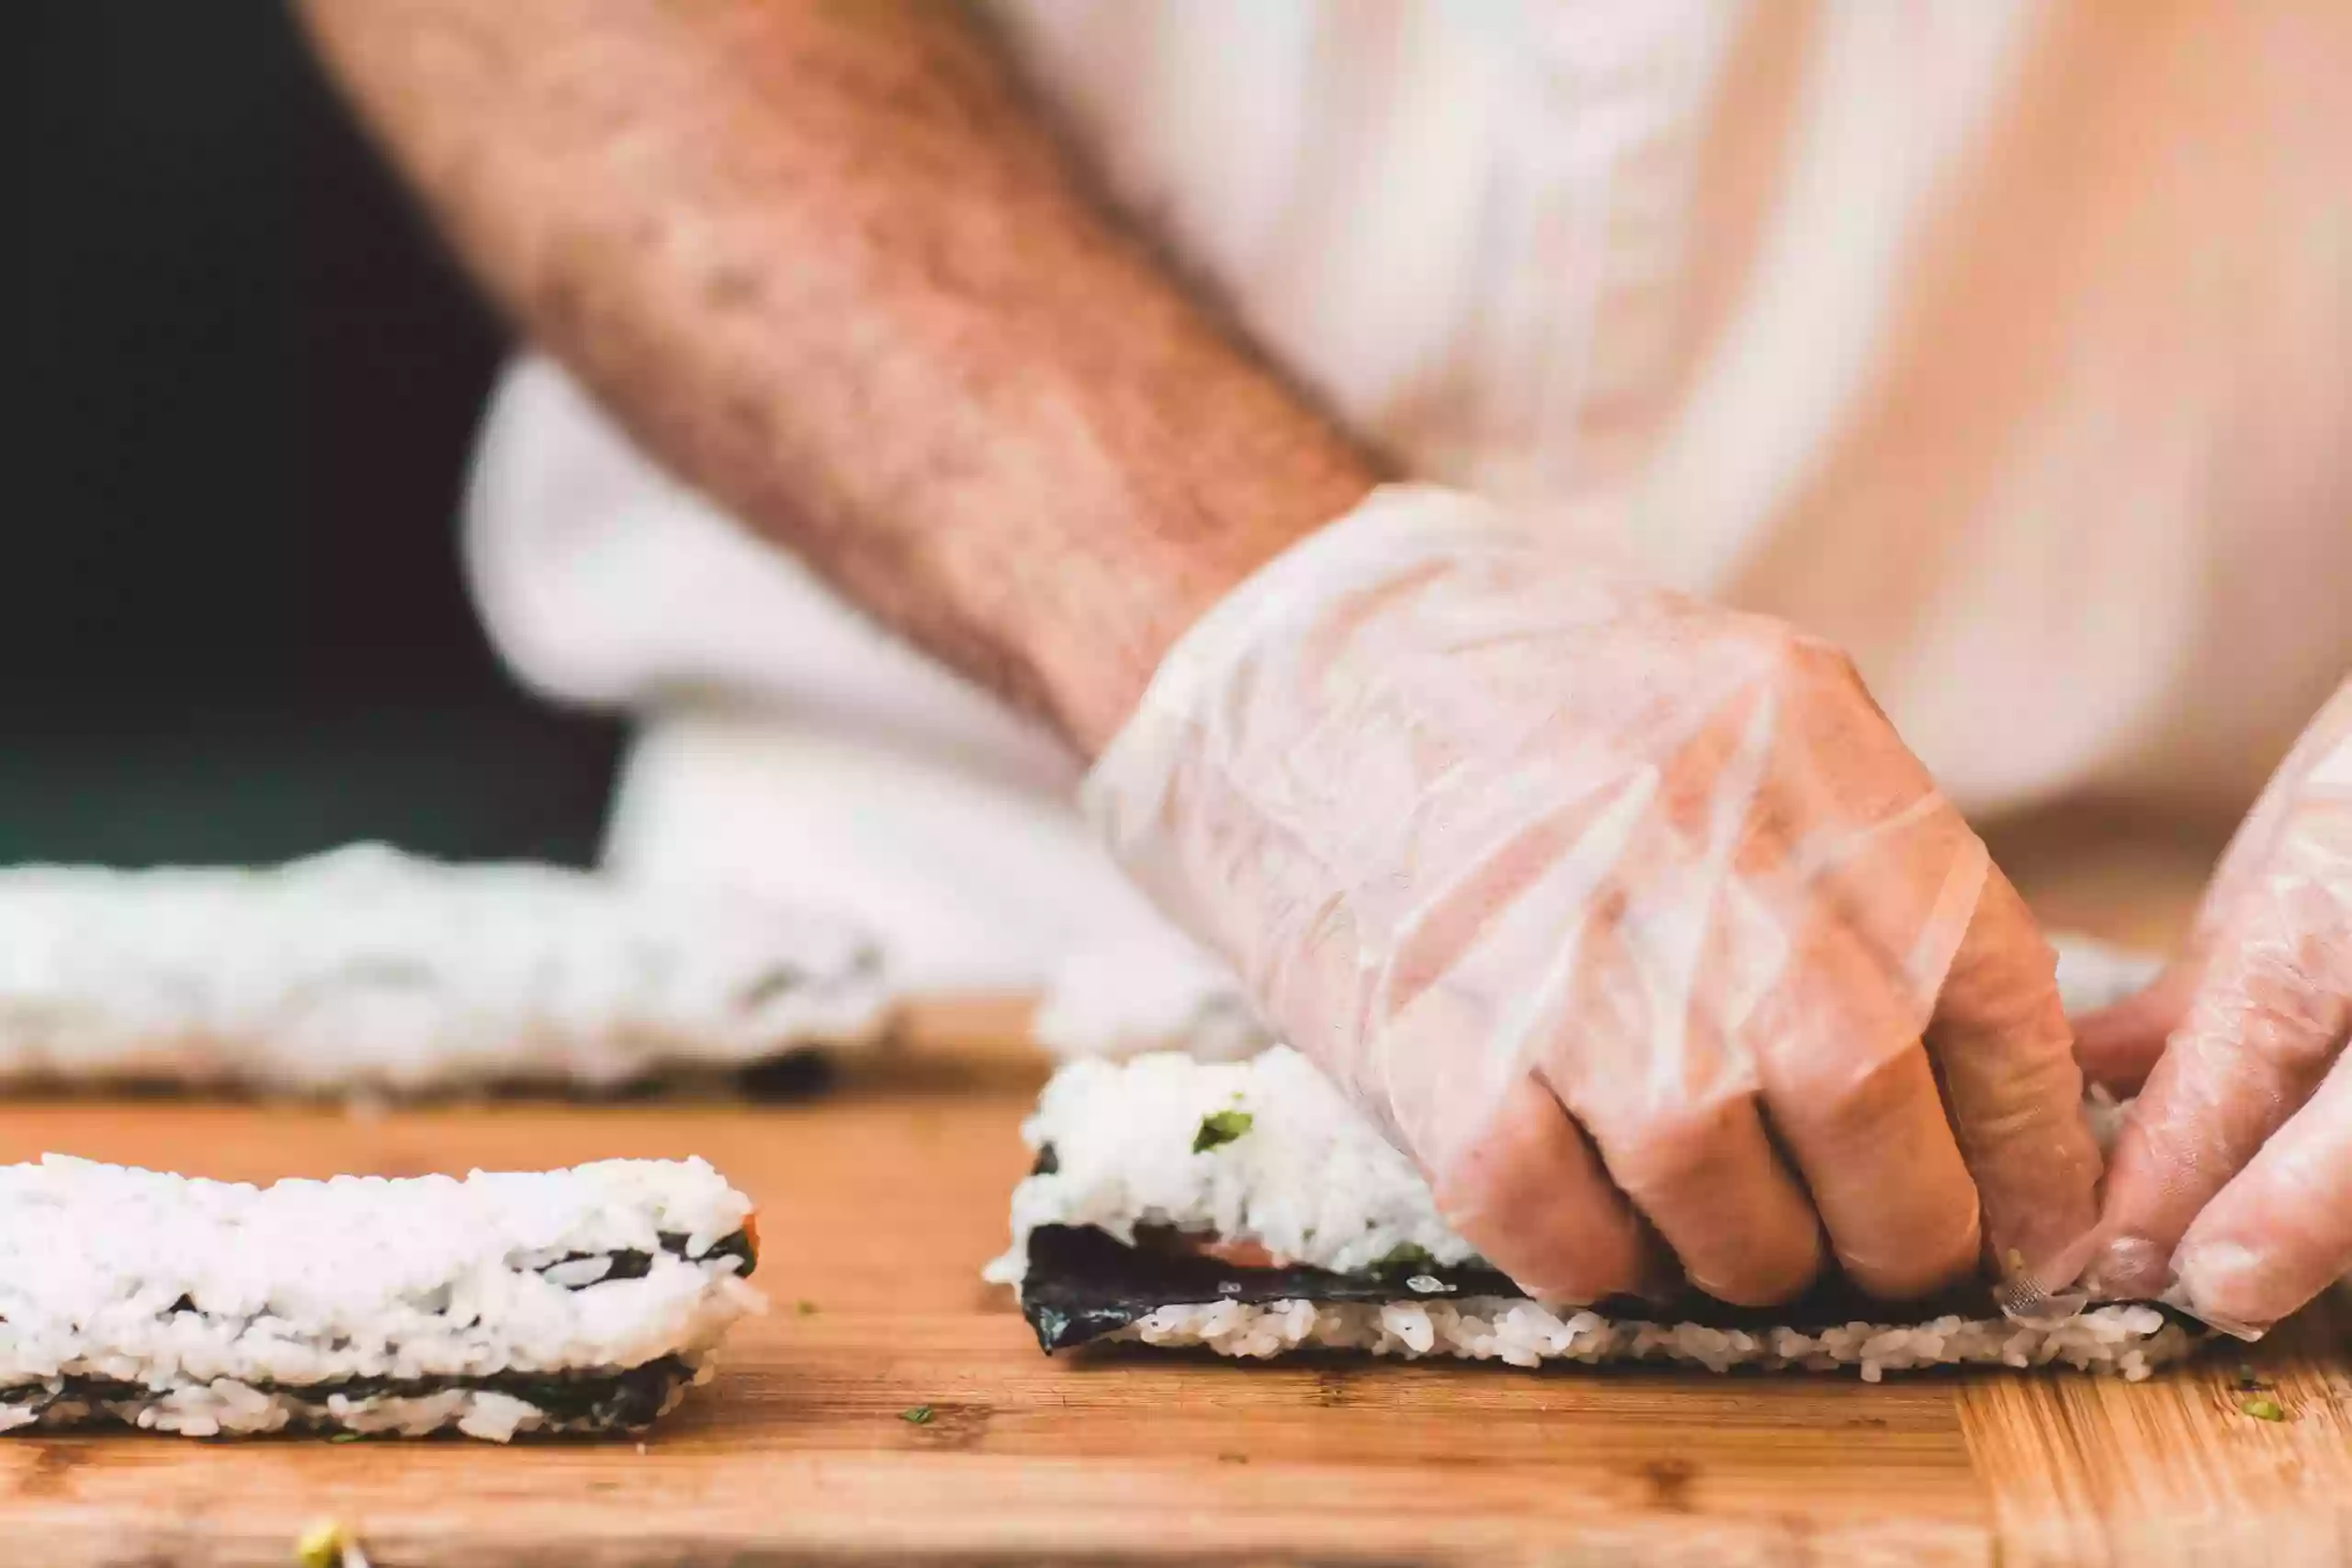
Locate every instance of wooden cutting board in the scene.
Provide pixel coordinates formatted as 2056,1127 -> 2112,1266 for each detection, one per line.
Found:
0,823 -> 2323,1566
0,1053 -> 2347,1568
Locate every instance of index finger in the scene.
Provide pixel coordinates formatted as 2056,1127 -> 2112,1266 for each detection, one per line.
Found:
2085,864 -> 2352,1302
1924,866 -> 2104,1296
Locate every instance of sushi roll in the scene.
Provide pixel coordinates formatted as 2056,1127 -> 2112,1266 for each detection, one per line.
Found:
986,941 -> 2199,1382
0,843 -> 895,1094
986,1048 -> 2199,1381
0,1155 -> 763,1439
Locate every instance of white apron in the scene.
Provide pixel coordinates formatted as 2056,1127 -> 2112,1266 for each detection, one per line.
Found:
461,0 -> 2352,1020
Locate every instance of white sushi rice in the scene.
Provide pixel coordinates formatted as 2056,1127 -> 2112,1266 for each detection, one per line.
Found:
990,936 -> 2196,1380
1109,1298 -> 2192,1383
990,1045 -> 1470,1279
0,1155 -> 763,1438
2049,933 -> 2165,1013
0,843 -> 896,1093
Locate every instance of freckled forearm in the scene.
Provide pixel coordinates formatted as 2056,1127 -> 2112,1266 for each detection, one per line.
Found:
296,0 -> 1374,750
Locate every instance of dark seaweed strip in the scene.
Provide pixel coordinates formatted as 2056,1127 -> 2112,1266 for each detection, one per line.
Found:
0,1356 -> 694,1432
1015,1224 -> 2199,1353
534,1228 -> 756,1288
732,1048 -> 838,1102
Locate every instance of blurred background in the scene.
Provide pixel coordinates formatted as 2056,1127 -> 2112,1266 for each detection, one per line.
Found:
12,0 -> 618,866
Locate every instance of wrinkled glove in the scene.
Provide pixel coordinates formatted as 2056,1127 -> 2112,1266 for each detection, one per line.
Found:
2075,676 -> 2352,1336
1084,485 -> 2101,1307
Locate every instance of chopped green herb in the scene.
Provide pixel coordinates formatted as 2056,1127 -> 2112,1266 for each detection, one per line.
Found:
294,1520 -> 355,1568
328,1432 -> 364,1444
796,1300 -> 820,1316
2240,1394 -> 2287,1422
1374,1243 -> 1436,1273
1192,1109 -> 1255,1154
900,1404 -> 936,1426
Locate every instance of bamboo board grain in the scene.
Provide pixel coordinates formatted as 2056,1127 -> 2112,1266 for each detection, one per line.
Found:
0,1078 -> 2346,1568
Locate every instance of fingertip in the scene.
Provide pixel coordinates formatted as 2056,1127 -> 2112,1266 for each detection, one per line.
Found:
2076,1232 -> 2169,1301
1601,1101 -> 1826,1308
1688,1221 -> 1826,1309
1430,1077 -> 1657,1306
1924,874 -> 2109,1298
2150,1039 -> 2352,1334
1834,1203 -> 1982,1304
1770,1042 -> 1987,1305
2167,1240 -> 2290,1339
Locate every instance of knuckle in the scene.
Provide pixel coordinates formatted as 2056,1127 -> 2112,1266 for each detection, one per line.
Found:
1775,1043 -> 1921,1143
1599,1097 -> 1755,1207
1958,1043 -> 2088,1155
1773,628 -> 1865,693
2206,963 -> 2352,1077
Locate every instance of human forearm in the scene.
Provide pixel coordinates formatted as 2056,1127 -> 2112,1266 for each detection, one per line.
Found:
297,0 -> 1373,750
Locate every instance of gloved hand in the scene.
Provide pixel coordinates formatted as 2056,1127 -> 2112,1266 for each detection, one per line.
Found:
2075,676 -> 2352,1336
1084,485 -> 2101,1307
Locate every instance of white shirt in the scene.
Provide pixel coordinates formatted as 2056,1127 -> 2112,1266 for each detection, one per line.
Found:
463,0 -> 2352,997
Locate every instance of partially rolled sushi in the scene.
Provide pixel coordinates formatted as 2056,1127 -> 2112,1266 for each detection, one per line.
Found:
0,1155 -> 763,1439
990,936 -> 2195,1382
986,1043 -> 2200,1383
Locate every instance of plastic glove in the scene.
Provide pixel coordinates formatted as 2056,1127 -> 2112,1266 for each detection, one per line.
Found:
1084,485 -> 2101,1308
2075,676 -> 2352,1336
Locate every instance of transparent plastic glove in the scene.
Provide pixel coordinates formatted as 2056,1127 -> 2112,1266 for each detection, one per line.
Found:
2076,677 -> 2352,1337
1083,485 -> 2101,1308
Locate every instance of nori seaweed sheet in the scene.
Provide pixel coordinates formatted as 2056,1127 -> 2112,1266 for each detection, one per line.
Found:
0,1355 -> 695,1433
1022,1223 -> 2023,1351
1014,1141 -> 2035,1352
1015,1221 -> 2195,1354
0,1227 -> 756,1434
544,1227 -> 758,1285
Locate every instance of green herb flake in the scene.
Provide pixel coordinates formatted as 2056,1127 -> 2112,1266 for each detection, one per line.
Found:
2240,1394 -> 2287,1422
796,1300 -> 820,1316
293,1521 -> 349,1568
1374,1242 -> 1436,1273
1191,1109 -> 1255,1154
328,1432 -> 364,1444
900,1404 -> 936,1426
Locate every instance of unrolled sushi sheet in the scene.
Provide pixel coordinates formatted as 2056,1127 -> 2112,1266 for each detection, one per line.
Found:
989,938 -> 2203,1381
0,1155 -> 763,1440
0,844 -> 896,1095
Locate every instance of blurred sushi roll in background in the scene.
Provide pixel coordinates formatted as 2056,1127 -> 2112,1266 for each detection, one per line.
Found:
0,844 -> 896,1096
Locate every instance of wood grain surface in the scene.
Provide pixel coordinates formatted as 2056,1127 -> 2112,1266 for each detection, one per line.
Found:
0,830 -> 2332,1567
1,1077 -> 2346,1567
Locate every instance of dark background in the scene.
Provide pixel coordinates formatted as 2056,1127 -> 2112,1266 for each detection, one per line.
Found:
12,0 -> 622,865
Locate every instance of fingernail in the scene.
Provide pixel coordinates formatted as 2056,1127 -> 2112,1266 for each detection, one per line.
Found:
2008,1226 -> 2102,1297
2166,1242 -> 2274,1341
2078,1235 -> 2169,1299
